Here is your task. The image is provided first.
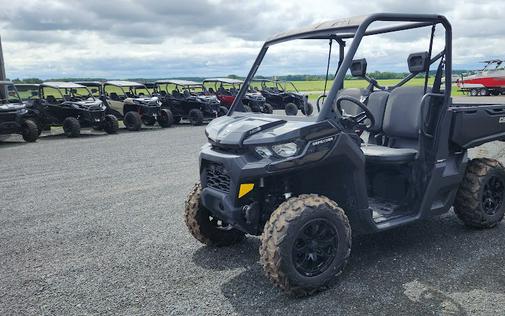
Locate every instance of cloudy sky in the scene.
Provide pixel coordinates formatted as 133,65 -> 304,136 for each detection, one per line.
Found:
0,0 -> 504,79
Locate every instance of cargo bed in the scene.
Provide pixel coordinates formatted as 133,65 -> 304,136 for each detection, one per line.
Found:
450,99 -> 505,148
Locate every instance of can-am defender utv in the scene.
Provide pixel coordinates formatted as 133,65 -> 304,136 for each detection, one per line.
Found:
99,81 -> 173,131
0,81 -> 39,142
31,82 -> 118,137
254,79 -> 313,116
203,78 -> 273,114
154,80 -> 223,126
185,13 -> 505,296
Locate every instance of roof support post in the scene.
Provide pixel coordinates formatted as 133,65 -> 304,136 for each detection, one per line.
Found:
0,35 -> 6,81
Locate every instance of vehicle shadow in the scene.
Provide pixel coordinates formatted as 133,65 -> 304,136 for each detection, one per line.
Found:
39,132 -> 110,140
0,140 -> 31,148
192,238 -> 260,271
200,213 -> 505,315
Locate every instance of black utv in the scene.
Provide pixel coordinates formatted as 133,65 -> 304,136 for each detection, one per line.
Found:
154,80 -> 223,126
28,82 -> 118,137
87,81 -> 173,131
254,79 -> 313,116
203,78 -> 273,114
0,81 -> 39,142
185,14 -> 505,296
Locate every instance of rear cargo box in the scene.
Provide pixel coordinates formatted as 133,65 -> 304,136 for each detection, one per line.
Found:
450,104 -> 505,148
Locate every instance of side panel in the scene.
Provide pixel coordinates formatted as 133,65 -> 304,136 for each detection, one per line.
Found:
450,105 -> 505,148
108,100 -> 124,114
419,151 -> 468,217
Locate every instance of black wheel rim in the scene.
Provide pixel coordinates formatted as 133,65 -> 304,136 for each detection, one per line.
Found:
482,175 -> 505,215
292,219 -> 338,277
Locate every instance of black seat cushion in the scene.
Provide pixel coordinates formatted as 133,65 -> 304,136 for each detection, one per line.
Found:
362,145 -> 417,164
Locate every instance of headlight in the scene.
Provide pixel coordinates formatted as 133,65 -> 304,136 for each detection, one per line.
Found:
255,146 -> 273,158
271,142 -> 298,158
17,108 -> 28,115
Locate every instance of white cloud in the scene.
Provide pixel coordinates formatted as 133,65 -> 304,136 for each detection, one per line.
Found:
0,0 -> 504,79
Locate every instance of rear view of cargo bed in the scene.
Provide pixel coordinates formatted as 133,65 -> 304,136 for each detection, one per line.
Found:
450,100 -> 505,148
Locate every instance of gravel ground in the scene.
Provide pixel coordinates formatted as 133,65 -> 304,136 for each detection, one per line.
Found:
1,121 -> 505,315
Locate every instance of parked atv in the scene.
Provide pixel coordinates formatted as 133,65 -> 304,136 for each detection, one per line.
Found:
154,80 -> 222,126
254,79 -> 313,116
95,81 -> 173,131
185,14 -> 505,296
81,81 -> 166,131
26,82 -> 118,137
0,81 -> 39,142
203,78 -> 273,114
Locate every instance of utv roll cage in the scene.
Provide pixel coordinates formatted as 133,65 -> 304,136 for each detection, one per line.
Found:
253,79 -> 300,93
203,78 -> 245,94
39,82 -> 96,101
155,80 -> 206,96
103,81 -> 151,98
0,80 -> 23,104
75,81 -> 103,96
229,13 -> 452,118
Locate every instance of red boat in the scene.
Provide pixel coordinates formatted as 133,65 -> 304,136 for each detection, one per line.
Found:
457,60 -> 505,96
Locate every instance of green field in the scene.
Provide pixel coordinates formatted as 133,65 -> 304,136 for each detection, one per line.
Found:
286,78 -> 462,100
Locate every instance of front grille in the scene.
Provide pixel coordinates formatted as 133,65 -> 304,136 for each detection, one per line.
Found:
91,111 -> 104,121
206,163 -> 231,193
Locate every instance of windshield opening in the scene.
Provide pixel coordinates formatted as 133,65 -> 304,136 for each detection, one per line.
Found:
41,86 -> 93,102
229,17 -> 448,121
0,84 -> 22,104
16,85 -> 40,101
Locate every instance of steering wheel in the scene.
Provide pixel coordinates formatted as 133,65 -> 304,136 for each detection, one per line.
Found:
316,94 -> 327,112
335,96 -> 375,132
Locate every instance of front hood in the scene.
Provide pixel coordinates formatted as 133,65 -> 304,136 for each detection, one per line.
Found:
288,92 -> 305,98
70,99 -> 104,110
125,96 -> 159,106
245,92 -> 266,102
0,102 -> 26,112
196,95 -> 220,104
206,113 -> 319,146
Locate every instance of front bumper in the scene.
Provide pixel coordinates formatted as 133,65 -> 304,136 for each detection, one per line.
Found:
0,112 -> 23,134
80,110 -> 106,126
140,105 -> 160,117
0,121 -> 22,134
199,143 -> 268,234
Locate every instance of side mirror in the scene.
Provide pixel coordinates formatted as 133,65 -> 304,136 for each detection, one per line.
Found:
350,59 -> 367,77
408,52 -> 430,73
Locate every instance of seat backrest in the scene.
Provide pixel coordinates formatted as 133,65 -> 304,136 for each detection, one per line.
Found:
336,88 -> 366,115
366,91 -> 389,133
382,86 -> 429,148
46,95 -> 56,103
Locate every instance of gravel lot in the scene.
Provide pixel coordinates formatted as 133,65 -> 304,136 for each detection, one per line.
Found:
1,119 -> 505,315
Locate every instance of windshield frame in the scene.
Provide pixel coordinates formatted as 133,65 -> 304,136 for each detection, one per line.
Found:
0,82 -> 23,105
40,83 -> 95,101
228,13 -> 452,121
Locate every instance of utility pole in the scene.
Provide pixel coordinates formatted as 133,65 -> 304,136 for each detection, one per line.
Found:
0,35 -> 5,81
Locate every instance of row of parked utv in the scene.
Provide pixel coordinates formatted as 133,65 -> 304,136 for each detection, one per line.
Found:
0,78 -> 312,142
